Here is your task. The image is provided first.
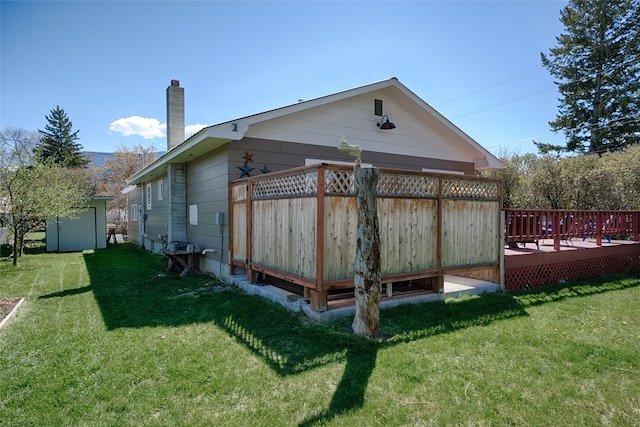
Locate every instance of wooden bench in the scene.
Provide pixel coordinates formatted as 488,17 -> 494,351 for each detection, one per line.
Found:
163,249 -> 201,277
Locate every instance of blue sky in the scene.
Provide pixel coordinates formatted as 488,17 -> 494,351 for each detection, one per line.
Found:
1,0 -> 568,156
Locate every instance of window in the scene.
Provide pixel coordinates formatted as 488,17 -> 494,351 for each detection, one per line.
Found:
158,180 -> 164,201
130,204 -> 138,221
146,183 -> 152,210
189,204 -> 198,225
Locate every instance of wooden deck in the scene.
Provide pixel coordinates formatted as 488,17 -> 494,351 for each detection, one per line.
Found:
505,237 -> 639,256
505,238 -> 640,291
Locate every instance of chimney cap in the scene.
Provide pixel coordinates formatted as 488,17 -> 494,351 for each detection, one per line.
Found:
171,79 -> 180,87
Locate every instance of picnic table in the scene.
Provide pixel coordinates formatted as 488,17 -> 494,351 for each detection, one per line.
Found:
163,249 -> 201,277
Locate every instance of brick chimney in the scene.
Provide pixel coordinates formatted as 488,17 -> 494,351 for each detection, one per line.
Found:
166,79 -> 185,150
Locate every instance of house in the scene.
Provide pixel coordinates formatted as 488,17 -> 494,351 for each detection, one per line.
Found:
125,78 -> 503,289
46,196 -> 113,252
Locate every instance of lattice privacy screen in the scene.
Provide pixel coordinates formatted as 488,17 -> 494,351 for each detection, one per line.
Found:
442,178 -> 500,200
252,172 -> 318,199
377,174 -> 439,197
249,167 -> 500,200
324,169 -> 354,194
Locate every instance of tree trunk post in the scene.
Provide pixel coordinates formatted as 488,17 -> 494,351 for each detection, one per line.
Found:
352,166 -> 382,339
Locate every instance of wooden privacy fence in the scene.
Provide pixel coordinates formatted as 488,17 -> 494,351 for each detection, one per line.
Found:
230,164 -> 503,311
505,209 -> 640,250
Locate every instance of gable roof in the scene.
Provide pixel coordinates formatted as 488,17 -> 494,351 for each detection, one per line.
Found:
128,78 -> 502,184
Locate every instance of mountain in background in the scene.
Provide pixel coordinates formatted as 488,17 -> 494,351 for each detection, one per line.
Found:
84,152 -> 113,167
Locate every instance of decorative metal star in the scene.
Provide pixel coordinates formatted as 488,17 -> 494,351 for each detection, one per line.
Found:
237,161 -> 254,178
242,151 -> 254,162
261,164 -> 271,174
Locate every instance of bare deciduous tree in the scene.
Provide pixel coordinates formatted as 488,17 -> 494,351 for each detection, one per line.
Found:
101,143 -> 157,223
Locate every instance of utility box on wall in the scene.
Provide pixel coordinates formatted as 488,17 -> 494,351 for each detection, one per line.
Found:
214,212 -> 224,225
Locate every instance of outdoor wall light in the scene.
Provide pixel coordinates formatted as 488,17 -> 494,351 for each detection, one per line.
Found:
377,115 -> 396,130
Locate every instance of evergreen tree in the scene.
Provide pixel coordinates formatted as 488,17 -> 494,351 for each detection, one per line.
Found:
34,105 -> 88,167
541,0 -> 640,153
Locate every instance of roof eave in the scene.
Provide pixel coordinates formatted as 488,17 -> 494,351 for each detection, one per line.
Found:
126,128 -> 235,184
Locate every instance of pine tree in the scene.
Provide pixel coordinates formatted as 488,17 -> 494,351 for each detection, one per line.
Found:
34,106 -> 88,167
541,0 -> 640,153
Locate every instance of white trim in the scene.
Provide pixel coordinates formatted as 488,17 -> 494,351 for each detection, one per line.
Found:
305,158 -> 374,168
421,168 -> 464,175
121,184 -> 138,195
158,179 -> 164,201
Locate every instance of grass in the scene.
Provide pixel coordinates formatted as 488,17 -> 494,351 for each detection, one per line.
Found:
1,244 -> 639,426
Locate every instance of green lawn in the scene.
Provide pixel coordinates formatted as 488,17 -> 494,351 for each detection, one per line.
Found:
1,245 -> 639,426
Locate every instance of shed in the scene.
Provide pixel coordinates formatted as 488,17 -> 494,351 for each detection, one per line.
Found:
46,197 -> 113,252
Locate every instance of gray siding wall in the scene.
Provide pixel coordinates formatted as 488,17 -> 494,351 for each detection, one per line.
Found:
185,147 -> 230,276
227,138 -> 475,178
143,173 -> 169,251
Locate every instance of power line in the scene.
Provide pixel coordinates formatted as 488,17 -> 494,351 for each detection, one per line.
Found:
439,61 -> 635,121
452,87 -> 555,120
486,115 -> 640,151
435,67 -> 544,107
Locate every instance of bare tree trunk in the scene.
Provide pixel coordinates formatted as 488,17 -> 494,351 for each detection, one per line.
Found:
12,226 -> 19,266
352,166 -> 381,339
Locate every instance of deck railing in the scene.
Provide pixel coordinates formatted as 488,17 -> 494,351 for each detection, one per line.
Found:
230,163 -> 503,311
505,209 -> 640,250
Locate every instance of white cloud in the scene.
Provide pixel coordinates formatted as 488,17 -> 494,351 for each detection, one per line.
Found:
109,116 -> 166,139
110,117 -> 211,141
185,123 -> 210,139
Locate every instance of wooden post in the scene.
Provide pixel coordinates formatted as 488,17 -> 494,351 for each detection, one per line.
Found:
246,180 -> 256,283
499,208 -> 505,290
596,211 -> 602,246
310,289 -> 328,312
634,211 -> 639,242
314,165 -> 326,310
435,177 -> 444,292
229,184 -> 236,276
553,211 -> 560,251
352,166 -> 382,339
308,165 -> 328,312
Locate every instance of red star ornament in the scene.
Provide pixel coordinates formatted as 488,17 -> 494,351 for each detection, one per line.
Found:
242,151 -> 254,162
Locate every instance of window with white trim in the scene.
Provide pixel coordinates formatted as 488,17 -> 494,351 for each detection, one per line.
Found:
158,180 -> 164,201
130,204 -> 138,221
146,183 -> 152,210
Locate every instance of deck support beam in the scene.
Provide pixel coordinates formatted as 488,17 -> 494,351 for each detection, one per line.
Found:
432,275 -> 444,293
310,289 -> 328,312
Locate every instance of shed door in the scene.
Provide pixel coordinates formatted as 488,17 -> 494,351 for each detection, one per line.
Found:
59,208 -> 97,251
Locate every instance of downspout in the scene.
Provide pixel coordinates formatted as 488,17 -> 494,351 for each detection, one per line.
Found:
139,204 -> 145,249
